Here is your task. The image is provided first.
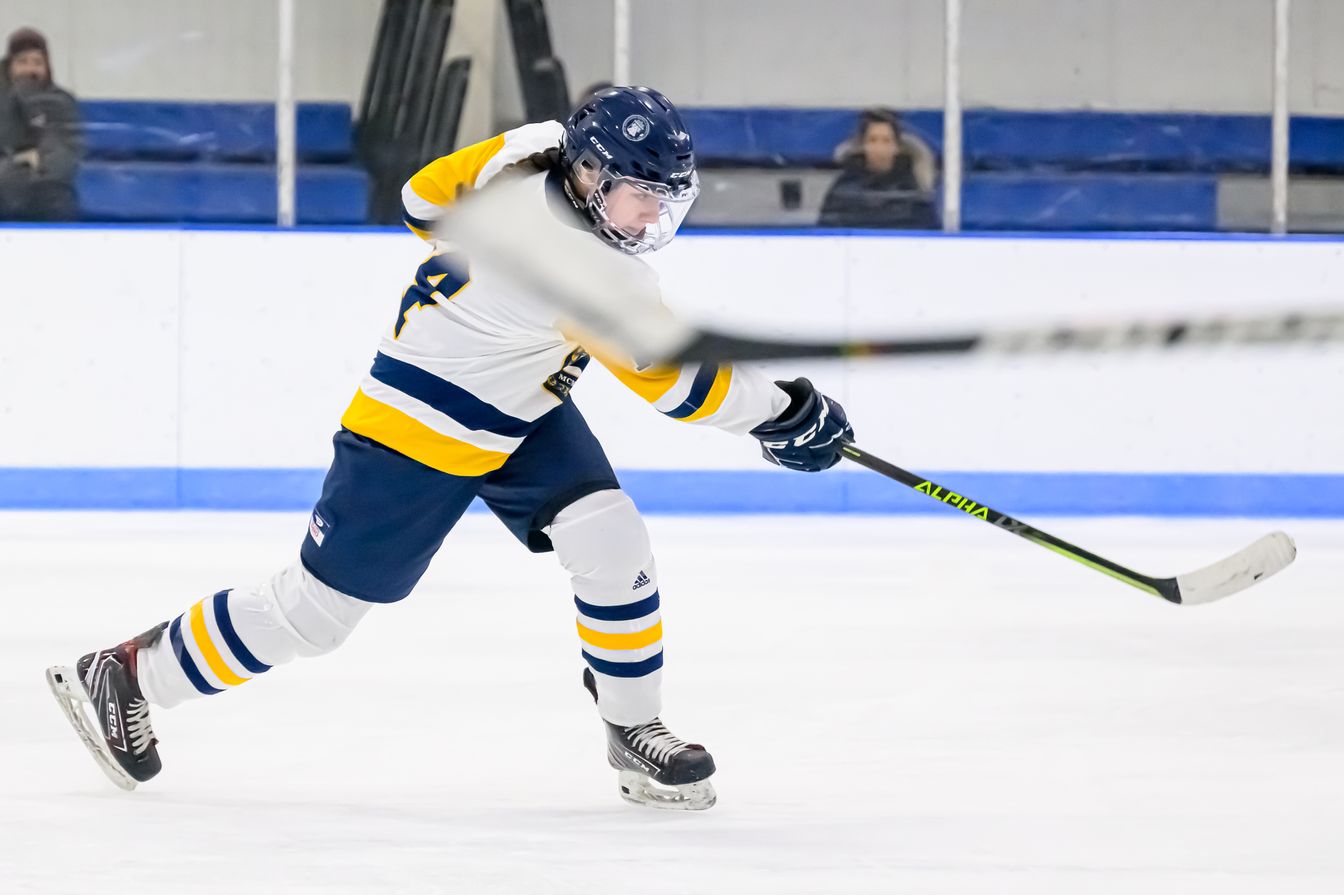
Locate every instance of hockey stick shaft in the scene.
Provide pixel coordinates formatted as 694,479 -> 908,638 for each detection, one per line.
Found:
438,176 -> 1344,367
674,312 -> 1344,364
838,444 -> 1179,603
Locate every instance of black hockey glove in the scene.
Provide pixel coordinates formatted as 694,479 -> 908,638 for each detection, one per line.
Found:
749,378 -> 853,472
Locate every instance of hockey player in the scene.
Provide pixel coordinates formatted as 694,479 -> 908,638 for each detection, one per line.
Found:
46,87 -> 853,810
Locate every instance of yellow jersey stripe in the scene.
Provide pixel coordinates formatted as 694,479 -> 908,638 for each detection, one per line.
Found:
189,599 -> 249,687
408,134 -> 507,207
341,389 -> 512,476
680,365 -> 734,423
576,620 -> 664,651
603,362 -> 682,403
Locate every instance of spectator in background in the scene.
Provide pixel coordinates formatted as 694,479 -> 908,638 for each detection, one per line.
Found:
0,27 -> 82,221
819,108 -> 938,229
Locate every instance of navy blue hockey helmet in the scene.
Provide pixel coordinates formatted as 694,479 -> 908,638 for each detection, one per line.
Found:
561,86 -> 699,254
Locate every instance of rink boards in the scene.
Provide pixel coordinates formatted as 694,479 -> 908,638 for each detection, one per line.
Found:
0,226 -> 1341,514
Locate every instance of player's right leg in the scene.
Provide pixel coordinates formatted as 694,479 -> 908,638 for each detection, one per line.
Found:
46,562 -> 370,790
477,401 -> 716,809
47,429 -> 484,790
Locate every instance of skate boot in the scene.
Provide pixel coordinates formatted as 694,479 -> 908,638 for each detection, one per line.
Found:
46,623 -> 167,791
583,667 -> 717,810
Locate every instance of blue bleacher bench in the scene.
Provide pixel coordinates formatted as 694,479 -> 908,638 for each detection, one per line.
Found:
681,107 -> 1344,173
960,173 -> 1219,231
77,162 -> 369,224
80,101 -> 355,163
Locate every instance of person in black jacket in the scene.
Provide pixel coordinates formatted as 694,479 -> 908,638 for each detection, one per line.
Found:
0,27 -> 83,221
818,108 -> 938,229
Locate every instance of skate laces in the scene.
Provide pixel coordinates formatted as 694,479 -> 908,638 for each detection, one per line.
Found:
627,719 -> 687,765
125,698 -> 156,755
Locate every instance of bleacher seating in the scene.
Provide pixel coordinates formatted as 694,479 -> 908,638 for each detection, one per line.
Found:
681,107 -> 1344,231
63,102 -> 1343,230
78,163 -> 370,225
75,101 -> 368,224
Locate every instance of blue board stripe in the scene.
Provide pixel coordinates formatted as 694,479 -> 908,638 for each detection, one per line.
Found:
2,468 -> 1344,516
368,352 -> 535,438
211,590 -> 271,675
664,365 -> 719,419
582,649 -> 665,678
575,591 -> 661,622
169,616 -> 223,696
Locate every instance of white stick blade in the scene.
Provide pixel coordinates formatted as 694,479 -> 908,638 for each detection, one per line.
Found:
1175,531 -> 1297,605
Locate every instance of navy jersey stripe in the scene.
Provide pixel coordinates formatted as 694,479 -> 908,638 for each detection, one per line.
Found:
369,352 -> 536,438
574,591 -> 660,622
402,207 -> 436,233
664,365 -> 719,419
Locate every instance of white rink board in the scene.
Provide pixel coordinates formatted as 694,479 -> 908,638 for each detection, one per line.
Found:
0,228 -> 1341,473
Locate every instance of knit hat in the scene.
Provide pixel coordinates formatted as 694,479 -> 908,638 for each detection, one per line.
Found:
7,27 -> 49,60
4,27 -> 51,85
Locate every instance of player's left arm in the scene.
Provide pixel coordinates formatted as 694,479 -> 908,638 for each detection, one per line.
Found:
400,121 -> 565,242
600,357 -> 785,433
599,357 -> 853,472
400,133 -> 507,241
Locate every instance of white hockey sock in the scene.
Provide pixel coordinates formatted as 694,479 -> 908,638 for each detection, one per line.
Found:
138,560 -> 371,709
547,489 -> 663,727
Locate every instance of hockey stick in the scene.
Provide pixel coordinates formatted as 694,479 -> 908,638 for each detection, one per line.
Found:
839,443 -> 1296,605
438,179 -> 1344,366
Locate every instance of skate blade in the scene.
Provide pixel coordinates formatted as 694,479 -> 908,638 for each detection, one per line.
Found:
617,769 -> 716,811
45,666 -> 138,792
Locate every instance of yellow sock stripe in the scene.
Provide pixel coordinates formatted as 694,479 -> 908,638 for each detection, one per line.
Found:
681,364 -> 734,423
341,389 -> 512,476
188,599 -> 249,687
576,619 -> 663,651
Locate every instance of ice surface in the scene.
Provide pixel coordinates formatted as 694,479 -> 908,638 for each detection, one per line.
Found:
2,511 -> 1342,894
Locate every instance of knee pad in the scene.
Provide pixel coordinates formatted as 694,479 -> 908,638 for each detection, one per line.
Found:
546,490 -> 653,594
238,561 -> 372,661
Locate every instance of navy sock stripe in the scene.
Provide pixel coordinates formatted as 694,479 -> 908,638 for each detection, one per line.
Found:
169,616 -> 223,696
582,648 -> 664,679
574,590 -> 660,622
211,590 -> 271,675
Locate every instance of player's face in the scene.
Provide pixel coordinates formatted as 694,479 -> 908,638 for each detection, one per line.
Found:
603,181 -> 663,238
8,49 -> 48,84
862,122 -> 900,174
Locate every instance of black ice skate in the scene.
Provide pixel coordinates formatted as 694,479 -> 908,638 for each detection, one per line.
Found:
582,667 -> 717,810
46,623 -> 167,791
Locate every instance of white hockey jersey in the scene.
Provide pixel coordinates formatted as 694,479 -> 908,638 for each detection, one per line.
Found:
340,121 -> 790,477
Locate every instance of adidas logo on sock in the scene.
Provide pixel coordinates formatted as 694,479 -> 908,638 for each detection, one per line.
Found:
632,571 -> 651,590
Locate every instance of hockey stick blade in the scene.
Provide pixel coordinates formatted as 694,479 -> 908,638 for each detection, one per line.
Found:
841,444 -> 1297,606
1171,531 -> 1297,605
438,179 -> 1344,365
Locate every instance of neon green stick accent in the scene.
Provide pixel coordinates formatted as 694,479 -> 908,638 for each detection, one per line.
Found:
1026,536 -> 1162,597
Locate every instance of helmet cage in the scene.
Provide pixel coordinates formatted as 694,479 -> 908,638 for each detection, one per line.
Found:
582,164 -> 699,255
